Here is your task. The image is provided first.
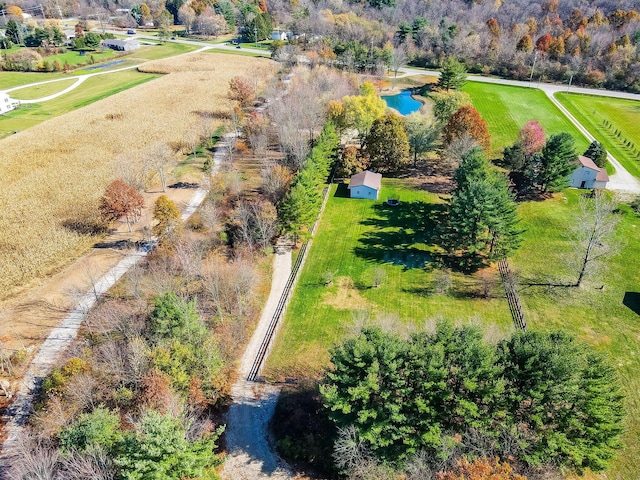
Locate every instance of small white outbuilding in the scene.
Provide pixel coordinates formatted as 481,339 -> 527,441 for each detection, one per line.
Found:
569,155 -> 609,189
0,92 -> 19,114
348,170 -> 382,199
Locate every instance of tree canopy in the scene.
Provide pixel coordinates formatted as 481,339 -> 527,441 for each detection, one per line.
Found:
445,148 -> 522,268
364,112 -> 410,173
443,105 -> 491,153
584,140 -> 608,168
322,323 -> 625,474
437,57 -> 468,91
540,132 -> 578,192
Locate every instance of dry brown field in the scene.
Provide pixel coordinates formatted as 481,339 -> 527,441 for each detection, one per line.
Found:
0,52 -> 279,300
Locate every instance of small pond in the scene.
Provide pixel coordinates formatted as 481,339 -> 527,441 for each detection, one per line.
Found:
381,90 -> 422,115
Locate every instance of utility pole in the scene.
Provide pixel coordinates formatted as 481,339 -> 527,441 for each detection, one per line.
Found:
254,25 -> 257,47
529,50 -> 538,85
566,74 -> 573,93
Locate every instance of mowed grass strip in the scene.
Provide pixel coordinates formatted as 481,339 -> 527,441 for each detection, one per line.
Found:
555,93 -> 640,179
9,78 -> 79,100
266,179 -> 513,379
463,82 -> 589,156
511,190 -> 640,479
0,71 -> 158,132
267,180 -> 640,478
1,71 -> 72,89
0,53 -> 278,297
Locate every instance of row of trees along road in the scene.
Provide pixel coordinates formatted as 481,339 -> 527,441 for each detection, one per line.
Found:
278,122 -> 340,240
321,322 -> 625,478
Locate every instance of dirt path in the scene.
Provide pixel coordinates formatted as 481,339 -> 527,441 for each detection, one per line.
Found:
222,251 -> 293,480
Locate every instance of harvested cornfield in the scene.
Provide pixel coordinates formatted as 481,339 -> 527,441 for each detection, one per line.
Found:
0,52 -> 279,298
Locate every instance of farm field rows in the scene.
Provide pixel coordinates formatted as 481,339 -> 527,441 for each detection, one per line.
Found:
267,180 -> 640,479
463,82 -> 590,156
0,52 -> 278,300
555,92 -> 640,179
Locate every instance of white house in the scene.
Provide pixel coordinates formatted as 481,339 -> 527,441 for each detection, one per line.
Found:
569,155 -> 609,189
348,170 -> 382,199
271,30 -> 288,41
102,39 -> 140,51
0,93 -> 19,114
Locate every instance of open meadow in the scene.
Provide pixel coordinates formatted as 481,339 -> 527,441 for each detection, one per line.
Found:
266,179 -> 640,479
556,92 -> 640,179
463,82 -> 590,156
0,52 -> 278,299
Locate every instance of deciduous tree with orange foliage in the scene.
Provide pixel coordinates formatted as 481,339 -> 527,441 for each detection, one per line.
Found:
437,457 -> 527,480
442,105 -> 491,153
99,179 -> 144,232
228,76 -> 256,108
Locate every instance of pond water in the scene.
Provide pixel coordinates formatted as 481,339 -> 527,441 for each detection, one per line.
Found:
381,90 -> 423,115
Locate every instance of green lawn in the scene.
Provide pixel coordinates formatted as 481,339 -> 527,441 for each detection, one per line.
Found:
555,92 -> 640,179
45,48 -> 117,66
9,79 -> 78,100
1,71 -> 73,89
128,42 -> 200,61
267,179 -> 513,380
463,82 -> 589,157
267,180 -> 640,479
0,71 -> 158,134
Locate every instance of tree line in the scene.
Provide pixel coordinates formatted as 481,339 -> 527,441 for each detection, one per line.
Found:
321,321 -> 625,478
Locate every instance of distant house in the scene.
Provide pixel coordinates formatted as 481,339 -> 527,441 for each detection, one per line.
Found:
348,171 -> 382,199
569,155 -> 609,189
271,30 -> 288,41
102,39 -> 140,51
0,93 -> 19,114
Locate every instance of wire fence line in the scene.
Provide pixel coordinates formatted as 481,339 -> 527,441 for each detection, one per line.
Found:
247,179 -> 333,382
498,258 -> 527,331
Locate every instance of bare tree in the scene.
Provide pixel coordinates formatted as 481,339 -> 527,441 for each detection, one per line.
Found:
8,431 -> 60,480
571,191 -> 620,287
390,46 -> 408,78
149,142 -> 175,192
58,446 -> 115,480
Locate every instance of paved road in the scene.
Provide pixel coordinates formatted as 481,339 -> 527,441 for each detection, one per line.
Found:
398,67 -> 640,193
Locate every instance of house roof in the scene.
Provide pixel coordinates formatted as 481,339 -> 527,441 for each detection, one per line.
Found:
578,155 -> 600,171
577,155 -> 609,183
596,168 -> 609,182
348,170 -> 382,190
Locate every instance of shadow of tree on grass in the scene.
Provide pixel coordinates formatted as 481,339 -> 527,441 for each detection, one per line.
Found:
354,200 -> 447,270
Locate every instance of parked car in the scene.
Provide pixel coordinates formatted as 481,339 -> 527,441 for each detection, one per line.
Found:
127,29 -> 136,34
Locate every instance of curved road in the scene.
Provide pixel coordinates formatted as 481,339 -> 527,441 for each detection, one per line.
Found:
398,67 -> 640,193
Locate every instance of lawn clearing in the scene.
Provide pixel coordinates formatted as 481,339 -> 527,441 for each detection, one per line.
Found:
463,82 -> 589,156
0,52 -> 278,299
0,70 -> 158,133
266,179 -> 640,479
44,48 -> 117,66
8,79 -> 78,100
266,178 -> 513,379
555,92 -> 640,179
0,71 -> 72,89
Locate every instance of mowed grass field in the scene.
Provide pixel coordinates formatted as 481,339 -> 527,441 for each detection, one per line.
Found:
463,82 -> 589,156
266,180 -> 640,479
0,71 -> 158,136
8,78 -> 78,100
267,179 -> 514,380
556,93 -> 640,179
0,52 -> 278,298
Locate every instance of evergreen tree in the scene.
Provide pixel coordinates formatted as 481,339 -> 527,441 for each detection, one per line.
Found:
446,148 -> 521,267
497,331 -> 624,473
436,57 -> 467,91
540,132 -> 577,192
5,19 -> 21,45
584,140 -> 608,168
